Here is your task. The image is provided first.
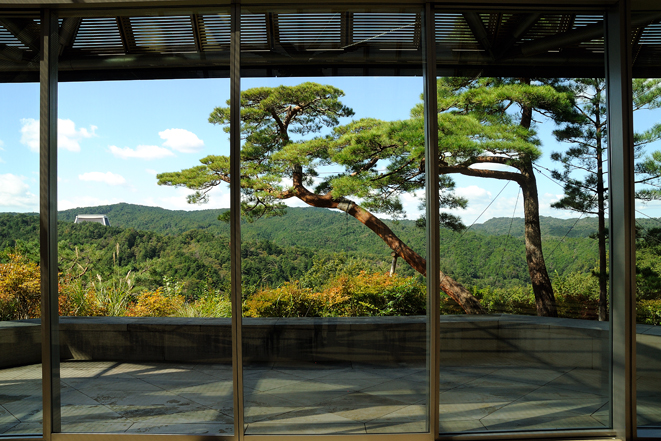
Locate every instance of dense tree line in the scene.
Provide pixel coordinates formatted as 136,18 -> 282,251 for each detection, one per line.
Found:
0,205 -> 621,297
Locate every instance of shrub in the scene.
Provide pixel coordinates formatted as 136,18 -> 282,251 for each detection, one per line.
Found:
553,271 -> 599,320
243,282 -> 328,317
181,290 -> 232,317
243,272 -> 426,318
126,288 -> 184,317
637,299 -> 661,325
472,285 -> 536,316
0,253 -> 41,320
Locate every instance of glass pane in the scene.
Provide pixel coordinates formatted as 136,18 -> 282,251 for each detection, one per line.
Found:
240,8 -> 429,435
634,78 -> 661,436
435,11 -> 610,434
56,11 -> 233,435
0,13 -> 42,436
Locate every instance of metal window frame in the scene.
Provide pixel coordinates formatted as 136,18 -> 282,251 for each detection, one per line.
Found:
20,1 -> 641,440
40,8 -> 61,441
606,1 -> 636,440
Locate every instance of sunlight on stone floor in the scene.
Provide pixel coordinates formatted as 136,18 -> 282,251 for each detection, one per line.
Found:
0,359 -> 658,435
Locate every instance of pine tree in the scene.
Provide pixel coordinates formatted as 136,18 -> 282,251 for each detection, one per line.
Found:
551,78 -> 661,321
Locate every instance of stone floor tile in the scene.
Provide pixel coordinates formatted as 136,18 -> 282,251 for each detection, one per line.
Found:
439,388 -> 515,404
360,378 -> 427,404
482,398 -> 608,421
545,368 -> 609,396
480,415 -> 606,431
314,375 -> 394,392
244,409 -> 366,435
123,408 -> 233,425
0,421 -> 41,435
2,395 -> 42,422
487,366 -> 570,386
271,367 -> 353,380
439,419 -> 486,432
317,391 -> 409,422
61,421 -> 134,433
439,402 -> 509,421
243,370 -> 304,392
61,404 -> 127,422
257,379 -> 358,406
243,389 -> 304,423
365,403 -> 426,433
127,422 -> 234,434
67,377 -> 164,392
456,378 -> 540,399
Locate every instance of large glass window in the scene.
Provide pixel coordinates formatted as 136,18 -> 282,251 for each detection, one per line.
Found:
0,13 -> 42,437
238,8 -> 429,435
434,10 -> 610,434
54,11 -> 234,435
633,17 -> 661,434
3,4 -> 658,440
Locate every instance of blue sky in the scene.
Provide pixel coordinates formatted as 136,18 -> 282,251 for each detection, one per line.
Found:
2,77 -> 661,225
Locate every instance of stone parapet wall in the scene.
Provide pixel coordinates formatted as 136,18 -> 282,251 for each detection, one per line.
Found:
1,315 -> 659,371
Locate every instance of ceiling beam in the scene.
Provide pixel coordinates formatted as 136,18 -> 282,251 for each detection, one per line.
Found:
494,13 -> 541,59
514,12 -> 661,58
59,17 -> 81,56
0,43 -> 27,61
462,12 -> 494,59
0,18 -> 39,52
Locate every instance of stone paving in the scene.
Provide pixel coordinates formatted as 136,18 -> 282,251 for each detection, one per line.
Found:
0,358 -> 659,435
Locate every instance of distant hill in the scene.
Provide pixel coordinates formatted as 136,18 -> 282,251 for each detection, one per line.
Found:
5,203 -> 661,288
58,203 -> 230,236
471,215 -> 661,239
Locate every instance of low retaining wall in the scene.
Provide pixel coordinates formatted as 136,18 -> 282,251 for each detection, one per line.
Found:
1,315 -> 659,371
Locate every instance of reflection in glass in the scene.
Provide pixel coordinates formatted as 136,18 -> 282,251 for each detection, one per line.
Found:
633,77 -> 661,435
239,8 -> 428,435
0,13 -> 42,436
51,11 -> 233,434
434,11 -> 609,433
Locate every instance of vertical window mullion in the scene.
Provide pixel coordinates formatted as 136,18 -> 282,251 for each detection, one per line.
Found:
605,0 -> 636,439
39,7 -> 61,439
230,3 -> 245,440
423,3 -> 440,439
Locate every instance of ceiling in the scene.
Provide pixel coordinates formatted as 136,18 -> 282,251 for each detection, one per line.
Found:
1,10 -> 661,81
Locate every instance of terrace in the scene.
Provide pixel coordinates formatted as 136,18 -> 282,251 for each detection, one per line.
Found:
1,315 -> 660,435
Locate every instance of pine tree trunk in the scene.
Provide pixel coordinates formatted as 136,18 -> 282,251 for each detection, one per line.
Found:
345,203 -> 487,315
596,130 -> 608,321
521,161 -> 558,317
292,180 -> 486,314
519,97 -> 558,317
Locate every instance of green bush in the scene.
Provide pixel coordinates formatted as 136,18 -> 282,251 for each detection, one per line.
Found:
637,300 -> 661,325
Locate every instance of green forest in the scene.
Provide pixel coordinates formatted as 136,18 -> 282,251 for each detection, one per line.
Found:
2,203 -> 661,323
2,203 -> 610,292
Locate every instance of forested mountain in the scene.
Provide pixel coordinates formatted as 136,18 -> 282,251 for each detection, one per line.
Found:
3,203 -> 659,294
472,215 -> 661,238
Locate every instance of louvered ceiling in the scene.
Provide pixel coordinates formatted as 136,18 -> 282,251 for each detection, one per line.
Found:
1,11 -> 661,81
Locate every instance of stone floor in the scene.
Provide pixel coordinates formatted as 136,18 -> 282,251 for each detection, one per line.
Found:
0,358 -> 659,435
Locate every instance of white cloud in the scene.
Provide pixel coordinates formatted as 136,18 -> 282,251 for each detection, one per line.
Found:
469,162 -> 518,172
0,139 -> 4,148
159,128 -> 204,153
20,118 -> 97,152
109,144 -> 175,160
454,185 -> 492,202
145,169 -> 158,176
20,118 -> 39,151
79,171 -> 127,186
59,119 -> 97,152
0,174 -> 37,210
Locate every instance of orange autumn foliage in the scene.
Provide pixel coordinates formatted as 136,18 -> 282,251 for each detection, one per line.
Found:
0,253 -> 41,320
